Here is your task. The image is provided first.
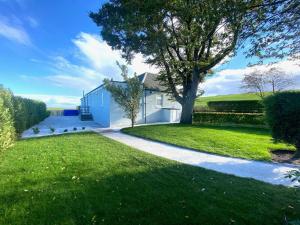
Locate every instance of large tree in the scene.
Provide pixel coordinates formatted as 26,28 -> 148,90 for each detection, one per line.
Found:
90,0 -> 299,124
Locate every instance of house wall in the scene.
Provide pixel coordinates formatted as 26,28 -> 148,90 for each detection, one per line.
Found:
81,87 -> 110,127
109,97 -> 144,127
82,85 -> 182,128
144,90 -> 181,124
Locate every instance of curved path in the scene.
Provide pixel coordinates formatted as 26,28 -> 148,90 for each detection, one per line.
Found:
102,131 -> 300,187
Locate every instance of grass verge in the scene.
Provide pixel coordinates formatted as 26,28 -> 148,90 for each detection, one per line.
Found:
122,124 -> 295,161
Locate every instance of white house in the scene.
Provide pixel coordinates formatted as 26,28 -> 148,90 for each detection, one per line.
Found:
80,73 -> 182,128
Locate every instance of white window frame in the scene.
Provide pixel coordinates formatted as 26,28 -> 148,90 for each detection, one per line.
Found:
156,94 -> 163,107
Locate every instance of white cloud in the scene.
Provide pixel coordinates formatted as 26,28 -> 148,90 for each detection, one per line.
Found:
24,32 -> 159,95
72,32 -> 159,76
0,18 -> 31,45
201,59 -> 300,96
16,94 -> 80,108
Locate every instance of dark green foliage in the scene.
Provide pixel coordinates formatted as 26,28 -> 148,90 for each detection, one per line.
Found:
264,91 -> 300,152
0,85 -> 15,151
12,96 -> 49,134
206,100 -> 263,113
0,84 -> 49,151
64,129 -> 68,133
193,112 -> 265,126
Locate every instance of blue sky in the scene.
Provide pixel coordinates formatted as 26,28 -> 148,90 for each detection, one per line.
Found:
0,0 -> 299,108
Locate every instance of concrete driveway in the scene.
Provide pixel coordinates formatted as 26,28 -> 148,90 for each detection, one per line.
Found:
22,116 -> 104,138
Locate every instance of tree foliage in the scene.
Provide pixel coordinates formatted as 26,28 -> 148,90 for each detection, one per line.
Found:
103,63 -> 143,127
91,0 -> 299,123
0,84 -> 49,152
264,91 -> 300,156
0,86 -> 15,151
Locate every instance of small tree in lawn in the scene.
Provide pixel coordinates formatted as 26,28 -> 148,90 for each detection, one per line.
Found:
103,63 -> 143,128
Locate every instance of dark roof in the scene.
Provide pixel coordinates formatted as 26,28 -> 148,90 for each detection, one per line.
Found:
83,73 -> 166,99
138,73 -> 167,92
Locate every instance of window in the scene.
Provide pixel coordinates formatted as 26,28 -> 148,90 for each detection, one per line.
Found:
156,94 -> 163,107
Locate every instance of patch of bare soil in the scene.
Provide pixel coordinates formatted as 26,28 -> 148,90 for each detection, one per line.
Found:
271,150 -> 300,165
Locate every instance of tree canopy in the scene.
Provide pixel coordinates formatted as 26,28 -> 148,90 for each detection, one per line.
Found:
91,0 -> 299,123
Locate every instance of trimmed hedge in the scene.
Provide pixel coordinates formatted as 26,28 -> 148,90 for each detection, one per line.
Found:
193,112 -> 265,126
0,85 -> 49,151
206,100 -> 263,113
13,96 -> 49,134
264,91 -> 300,153
0,86 -> 15,151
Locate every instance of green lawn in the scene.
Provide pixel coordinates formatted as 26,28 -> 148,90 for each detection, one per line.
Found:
1,133 -> 299,224
195,92 -> 269,107
122,124 -> 295,161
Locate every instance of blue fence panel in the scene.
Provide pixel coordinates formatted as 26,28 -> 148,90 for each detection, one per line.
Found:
63,110 -> 79,116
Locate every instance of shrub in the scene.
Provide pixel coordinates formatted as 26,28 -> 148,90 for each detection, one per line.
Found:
64,129 -> 68,132
0,84 -> 49,152
193,112 -> 265,126
73,127 -> 77,131
13,96 -> 49,134
264,91 -> 300,156
49,127 -> 55,133
0,86 -> 15,151
207,100 -> 263,113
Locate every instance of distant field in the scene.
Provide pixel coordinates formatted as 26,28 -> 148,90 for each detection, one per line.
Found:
195,93 -> 269,107
47,107 -> 64,111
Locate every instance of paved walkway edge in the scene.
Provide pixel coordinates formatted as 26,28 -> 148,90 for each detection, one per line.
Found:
101,131 -> 299,187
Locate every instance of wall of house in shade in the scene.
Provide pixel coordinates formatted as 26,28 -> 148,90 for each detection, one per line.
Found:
81,86 -> 182,128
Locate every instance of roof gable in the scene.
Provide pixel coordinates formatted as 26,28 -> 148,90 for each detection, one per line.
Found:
138,73 -> 167,92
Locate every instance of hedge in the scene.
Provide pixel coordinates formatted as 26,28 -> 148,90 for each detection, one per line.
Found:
193,112 -> 265,126
0,86 -> 15,151
264,91 -> 300,154
206,100 -> 263,113
0,85 -> 49,151
12,96 -> 49,134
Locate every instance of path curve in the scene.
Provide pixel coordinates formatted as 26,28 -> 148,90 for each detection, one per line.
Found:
102,131 -> 299,187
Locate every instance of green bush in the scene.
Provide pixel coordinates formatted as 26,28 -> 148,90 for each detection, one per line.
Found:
13,97 -> 49,134
264,91 -> 300,155
207,100 -> 263,113
0,84 -> 49,152
0,86 -> 16,151
193,112 -> 265,126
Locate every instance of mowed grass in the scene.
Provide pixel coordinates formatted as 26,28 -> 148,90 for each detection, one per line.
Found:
1,133 -> 300,225
123,124 -> 295,161
195,92 -> 270,107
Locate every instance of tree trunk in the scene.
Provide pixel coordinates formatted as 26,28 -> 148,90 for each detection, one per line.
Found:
180,96 -> 196,124
179,72 -> 200,124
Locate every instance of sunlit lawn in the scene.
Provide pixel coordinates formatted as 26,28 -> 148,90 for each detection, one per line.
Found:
0,133 -> 299,225
122,124 -> 295,161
